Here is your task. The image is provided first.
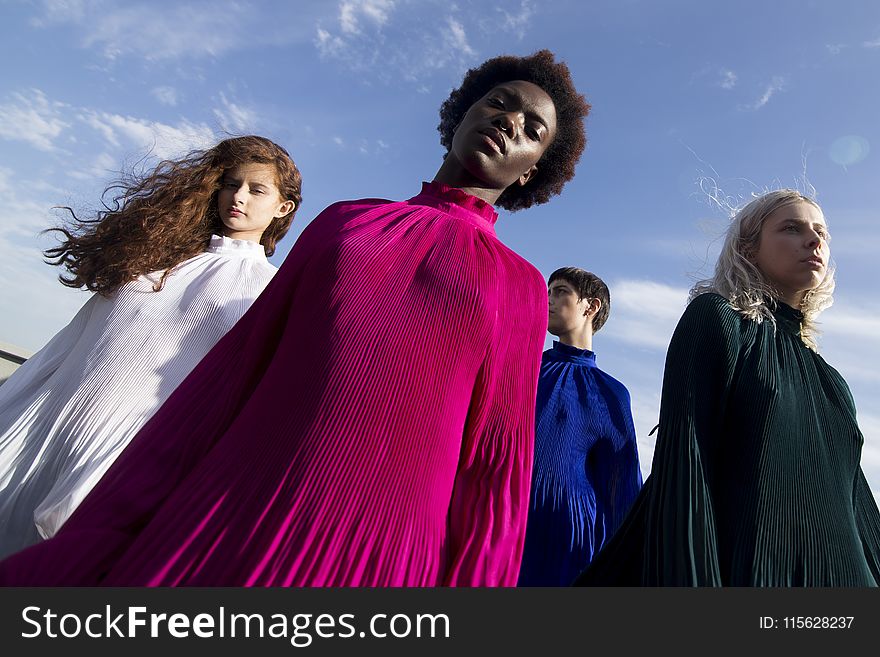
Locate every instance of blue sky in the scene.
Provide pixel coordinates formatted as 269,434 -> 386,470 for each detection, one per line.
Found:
1,0 -> 878,498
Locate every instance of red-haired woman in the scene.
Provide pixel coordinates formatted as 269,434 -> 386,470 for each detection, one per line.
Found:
0,136 -> 302,558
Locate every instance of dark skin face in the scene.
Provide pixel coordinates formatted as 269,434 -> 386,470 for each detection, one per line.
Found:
434,80 -> 558,206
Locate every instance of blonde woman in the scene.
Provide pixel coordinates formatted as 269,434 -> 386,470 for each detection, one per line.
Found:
577,189 -> 880,586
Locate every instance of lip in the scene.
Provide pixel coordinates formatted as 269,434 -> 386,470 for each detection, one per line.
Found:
802,256 -> 824,268
478,127 -> 506,154
227,207 -> 245,217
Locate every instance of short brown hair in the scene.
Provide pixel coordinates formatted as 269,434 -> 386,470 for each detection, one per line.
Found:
549,267 -> 611,332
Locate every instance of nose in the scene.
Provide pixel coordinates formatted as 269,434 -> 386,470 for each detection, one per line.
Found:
805,230 -> 822,250
232,186 -> 246,205
493,111 -> 520,139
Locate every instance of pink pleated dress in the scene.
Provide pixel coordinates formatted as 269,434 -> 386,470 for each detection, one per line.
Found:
0,182 -> 548,586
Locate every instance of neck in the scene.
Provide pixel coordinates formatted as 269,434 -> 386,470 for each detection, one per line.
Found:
775,288 -> 805,309
557,327 -> 593,351
432,157 -> 502,206
221,227 -> 263,244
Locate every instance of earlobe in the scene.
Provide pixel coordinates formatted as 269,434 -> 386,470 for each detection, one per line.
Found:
518,165 -> 538,187
277,200 -> 296,217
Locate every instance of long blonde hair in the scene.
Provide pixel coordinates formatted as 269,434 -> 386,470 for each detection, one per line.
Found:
690,189 -> 835,351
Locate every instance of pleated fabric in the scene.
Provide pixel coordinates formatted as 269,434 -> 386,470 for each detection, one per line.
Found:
0,182 -> 547,587
576,292 -> 880,586
518,342 -> 642,586
0,235 -> 276,558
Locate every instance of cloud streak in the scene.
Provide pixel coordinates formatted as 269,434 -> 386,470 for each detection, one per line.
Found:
0,88 -> 220,162
314,0 -> 479,84
0,89 -> 70,151
605,279 -> 690,350
213,93 -> 259,134
740,76 -> 786,111
718,69 -> 737,89
30,0 -> 314,61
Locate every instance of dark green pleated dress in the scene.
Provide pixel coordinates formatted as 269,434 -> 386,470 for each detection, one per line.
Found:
576,292 -> 880,586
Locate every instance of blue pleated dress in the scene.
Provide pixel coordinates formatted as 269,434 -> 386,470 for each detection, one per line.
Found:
518,341 -> 643,586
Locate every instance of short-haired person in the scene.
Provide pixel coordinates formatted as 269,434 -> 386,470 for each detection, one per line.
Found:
577,190 -> 880,586
517,268 -> 642,586
0,51 -> 590,586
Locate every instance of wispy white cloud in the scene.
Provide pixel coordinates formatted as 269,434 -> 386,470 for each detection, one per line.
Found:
605,280 -> 689,350
0,87 -> 218,162
30,0 -> 88,26
500,0 -> 533,40
151,86 -> 179,107
32,0 -> 253,60
826,43 -> 846,55
818,301 -> 880,386
213,93 -> 258,134
445,17 -> 475,57
822,308 -> 880,345
718,69 -> 737,89
315,28 -> 347,59
79,111 -> 216,160
862,36 -> 880,48
339,0 -> 395,35
67,151 -> 119,181
854,411 -> 880,502
740,76 -> 786,111
314,0 -> 478,84
0,89 -> 70,151
0,168 -> 89,351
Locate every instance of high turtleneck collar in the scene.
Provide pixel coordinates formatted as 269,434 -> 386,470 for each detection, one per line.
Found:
772,300 -> 804,336
408,181 -> 499,230
548,340 -> 597,366
207,234 -> 268,259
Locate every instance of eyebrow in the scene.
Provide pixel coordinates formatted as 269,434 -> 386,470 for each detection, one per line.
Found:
778,216 -> 827,228
223,176 -> 270,189
495,86 -> 551,130
778,216 -> 831,235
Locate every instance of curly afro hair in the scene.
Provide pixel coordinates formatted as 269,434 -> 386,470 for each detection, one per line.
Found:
438,49 -> 590,212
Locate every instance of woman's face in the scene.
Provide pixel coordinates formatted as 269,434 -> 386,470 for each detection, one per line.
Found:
752,200 -> 830,307
217,162 -> 294,243
448,80 -> 558,193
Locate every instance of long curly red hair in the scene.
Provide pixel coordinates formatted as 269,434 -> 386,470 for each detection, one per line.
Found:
45,135 -> 302,296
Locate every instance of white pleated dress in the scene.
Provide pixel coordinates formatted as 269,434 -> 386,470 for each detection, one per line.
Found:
0,235 -> 276,558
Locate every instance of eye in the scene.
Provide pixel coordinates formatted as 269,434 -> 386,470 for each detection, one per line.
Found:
526,125 -> 541,141
488,97 -> 505,108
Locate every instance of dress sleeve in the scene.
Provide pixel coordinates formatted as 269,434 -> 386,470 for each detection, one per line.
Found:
576,293 -> 744,586
589,385 -> 643,551
0,213 -> 333,585
0,294 -> 95,407
442,267 -> 546,587
854,468 -> 880,585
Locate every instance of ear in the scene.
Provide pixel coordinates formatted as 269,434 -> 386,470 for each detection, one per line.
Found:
584,298 -> 601,318
517,164 -> 538,187
276,199 -> 296,218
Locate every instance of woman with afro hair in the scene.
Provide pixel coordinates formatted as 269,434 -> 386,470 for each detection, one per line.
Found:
0,50 -> 590,586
